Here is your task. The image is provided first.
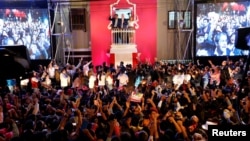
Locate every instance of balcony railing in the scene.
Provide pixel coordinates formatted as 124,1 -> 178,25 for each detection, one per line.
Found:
111,28 -> 136,45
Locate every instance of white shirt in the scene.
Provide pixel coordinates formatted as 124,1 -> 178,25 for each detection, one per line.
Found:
88,74 -> 97,89
60,72 -> 70,88
184,74 -> 191,84
20,79 -> 29,86
114,18 -> 118,27
48,67 -> 56,79
128,20 -> 136,27
117,73 -> 129,87
172,73 -> 184,89
106,75 -> 113,86
98,74 -> 106,87
83,61 -> 92,76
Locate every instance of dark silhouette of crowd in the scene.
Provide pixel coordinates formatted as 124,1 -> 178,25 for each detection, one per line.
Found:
0,57 -> 250,141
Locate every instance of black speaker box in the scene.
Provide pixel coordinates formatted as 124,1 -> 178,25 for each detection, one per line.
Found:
0,45 -> 31,79
235,27 -> 250,50
0,45 -> 31,62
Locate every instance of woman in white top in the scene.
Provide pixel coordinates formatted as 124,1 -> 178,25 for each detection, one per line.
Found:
127,15 -> 139,43
97,70 -> 106,88
60,67 -> 71,89
88,70 -> 97,93
127,15 -> 139,28
47,60 -> 57,79
105,70 -> 114,91
117,69 -> 129,87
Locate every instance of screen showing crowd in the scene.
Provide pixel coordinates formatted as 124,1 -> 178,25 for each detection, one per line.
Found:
195,1 -> 250,57
0,8 -> 51,60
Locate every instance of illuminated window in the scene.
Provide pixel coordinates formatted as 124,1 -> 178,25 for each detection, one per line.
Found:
168,10 -> 192,29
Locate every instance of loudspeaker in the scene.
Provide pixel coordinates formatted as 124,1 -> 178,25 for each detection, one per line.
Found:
0,45 -> 31,62
0,45 -> 31,79
235,27 -> 250,50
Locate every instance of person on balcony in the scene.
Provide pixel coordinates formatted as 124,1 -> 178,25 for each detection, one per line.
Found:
127,15 -> 139,43
109,13 -> 121,43
120,14 -> 129,43
120,14 -> 128,29
109,14 -> 120,29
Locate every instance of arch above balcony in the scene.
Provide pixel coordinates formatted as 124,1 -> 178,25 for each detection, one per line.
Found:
107,0 -> 139,30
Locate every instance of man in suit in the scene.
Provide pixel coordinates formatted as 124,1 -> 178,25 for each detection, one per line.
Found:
120,14 -> 129,43
120,14 -> 128,29
109,14 -> 121,43
109,13 -> 120,29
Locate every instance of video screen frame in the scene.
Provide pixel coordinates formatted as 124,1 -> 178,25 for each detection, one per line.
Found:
0,8 -> 52,60
194,1 -> 250,57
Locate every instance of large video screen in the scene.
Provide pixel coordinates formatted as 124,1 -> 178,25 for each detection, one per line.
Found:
0,8 -> 51,60
195,1 -> 250,57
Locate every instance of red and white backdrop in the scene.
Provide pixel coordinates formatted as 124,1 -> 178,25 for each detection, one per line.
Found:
90,0 -> 157,68
109,53 -> 139,68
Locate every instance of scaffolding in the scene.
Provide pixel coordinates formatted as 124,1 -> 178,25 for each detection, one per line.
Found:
49,0 -> 73,65
173,0 -> 194,61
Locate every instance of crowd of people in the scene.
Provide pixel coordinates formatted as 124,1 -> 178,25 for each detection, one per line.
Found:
0,57 -> 250,141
